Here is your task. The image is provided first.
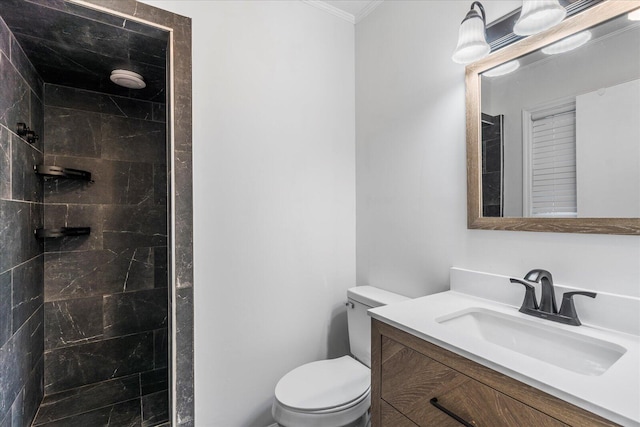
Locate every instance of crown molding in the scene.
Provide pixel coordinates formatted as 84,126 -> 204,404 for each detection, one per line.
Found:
354,0 -> 384,23
301,0 -> 355,23
301,0 -> 385,24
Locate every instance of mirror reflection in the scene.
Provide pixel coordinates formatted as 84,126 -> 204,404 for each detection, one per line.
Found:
480,12 -> 640,218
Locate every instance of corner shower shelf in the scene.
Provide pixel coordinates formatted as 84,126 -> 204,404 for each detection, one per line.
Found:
34,227 -> 91,239
34,165 -> 92,182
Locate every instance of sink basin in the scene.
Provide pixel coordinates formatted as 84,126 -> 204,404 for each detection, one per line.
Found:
437,308 -> 626,376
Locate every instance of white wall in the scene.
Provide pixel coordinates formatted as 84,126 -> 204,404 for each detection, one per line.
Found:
142,1 -> 355,426
356,0 -> 640,300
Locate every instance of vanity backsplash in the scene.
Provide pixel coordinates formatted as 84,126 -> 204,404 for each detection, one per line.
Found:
450,268 -> 640,336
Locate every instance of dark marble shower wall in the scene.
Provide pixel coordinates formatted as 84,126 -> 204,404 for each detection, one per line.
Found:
37,84 -> 169,426
482,114 -> 504,217
0,14 -> 45,427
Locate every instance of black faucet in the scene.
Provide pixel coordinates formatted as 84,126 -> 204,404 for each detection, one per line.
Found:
510,269 -> 596,326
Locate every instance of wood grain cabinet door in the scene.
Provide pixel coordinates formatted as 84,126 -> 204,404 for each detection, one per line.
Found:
381,337 -> 567,427
381,400 -> 419,427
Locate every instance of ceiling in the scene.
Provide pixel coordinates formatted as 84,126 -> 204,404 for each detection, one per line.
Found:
0,0 -> 167,102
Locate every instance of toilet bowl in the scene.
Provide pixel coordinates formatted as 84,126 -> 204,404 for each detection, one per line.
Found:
272,356 -> 370,427
271,286 -> 408,427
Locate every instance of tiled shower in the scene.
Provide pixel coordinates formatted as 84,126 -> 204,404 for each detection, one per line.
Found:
0,2 -> 171,426
481,113 -> 504,217
0,19 -> 45,426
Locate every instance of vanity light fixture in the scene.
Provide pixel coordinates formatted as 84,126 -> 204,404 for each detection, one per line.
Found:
483,60 -> 520,77
629,9 -> 640,21
542,30 -> 592,55
452,1 -> 491,65
513,0 -> 567,36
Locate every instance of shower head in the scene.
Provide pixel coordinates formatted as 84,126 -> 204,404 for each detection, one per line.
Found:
110,69 -> 146,89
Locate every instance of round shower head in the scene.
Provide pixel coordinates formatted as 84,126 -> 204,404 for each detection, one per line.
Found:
110,69 -> 146,89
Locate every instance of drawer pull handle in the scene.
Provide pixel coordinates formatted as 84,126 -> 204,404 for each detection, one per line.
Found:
430,397 -> 474,427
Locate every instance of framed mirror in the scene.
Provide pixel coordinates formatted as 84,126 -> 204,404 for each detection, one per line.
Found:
466,1 -> 640,234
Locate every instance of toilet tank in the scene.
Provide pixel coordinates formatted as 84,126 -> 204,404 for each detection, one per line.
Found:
347,286 -> 409,367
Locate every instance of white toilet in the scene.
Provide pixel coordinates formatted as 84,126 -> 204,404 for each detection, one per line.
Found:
271,286 -> 409,427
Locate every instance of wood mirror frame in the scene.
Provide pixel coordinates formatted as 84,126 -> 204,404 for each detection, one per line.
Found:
466,0 -> 640,235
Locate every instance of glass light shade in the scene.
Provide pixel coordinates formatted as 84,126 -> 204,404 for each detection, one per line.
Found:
542,31 -> 591,55
483,60 -> 520,77
514,0 -> 567,36
452,16 -> 491,64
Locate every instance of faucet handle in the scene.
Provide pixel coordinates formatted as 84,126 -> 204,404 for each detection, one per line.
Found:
510,278 -> 539,312
558,291 -> 597,326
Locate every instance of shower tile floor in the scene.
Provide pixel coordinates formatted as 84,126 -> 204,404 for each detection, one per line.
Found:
31,372 -> 168,426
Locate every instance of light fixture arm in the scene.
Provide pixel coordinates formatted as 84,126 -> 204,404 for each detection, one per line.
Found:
463,2 -> 487,26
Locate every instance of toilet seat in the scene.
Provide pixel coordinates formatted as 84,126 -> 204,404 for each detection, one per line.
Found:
272,356 -> 371,426
275,356 -> 370,411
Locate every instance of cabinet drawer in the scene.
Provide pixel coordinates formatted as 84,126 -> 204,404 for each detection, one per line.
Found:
381,336 -> 566,427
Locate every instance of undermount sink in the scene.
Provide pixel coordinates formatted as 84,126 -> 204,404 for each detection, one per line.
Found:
436,308 -> 627,376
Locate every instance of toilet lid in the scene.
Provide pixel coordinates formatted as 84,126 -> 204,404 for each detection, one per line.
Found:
275,356 -> 370,411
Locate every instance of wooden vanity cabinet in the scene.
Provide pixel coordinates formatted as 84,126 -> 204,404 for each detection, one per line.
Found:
371,319 -> 619,427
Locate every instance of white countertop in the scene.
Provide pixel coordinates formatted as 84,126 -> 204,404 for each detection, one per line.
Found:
369,290 -> 640,426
